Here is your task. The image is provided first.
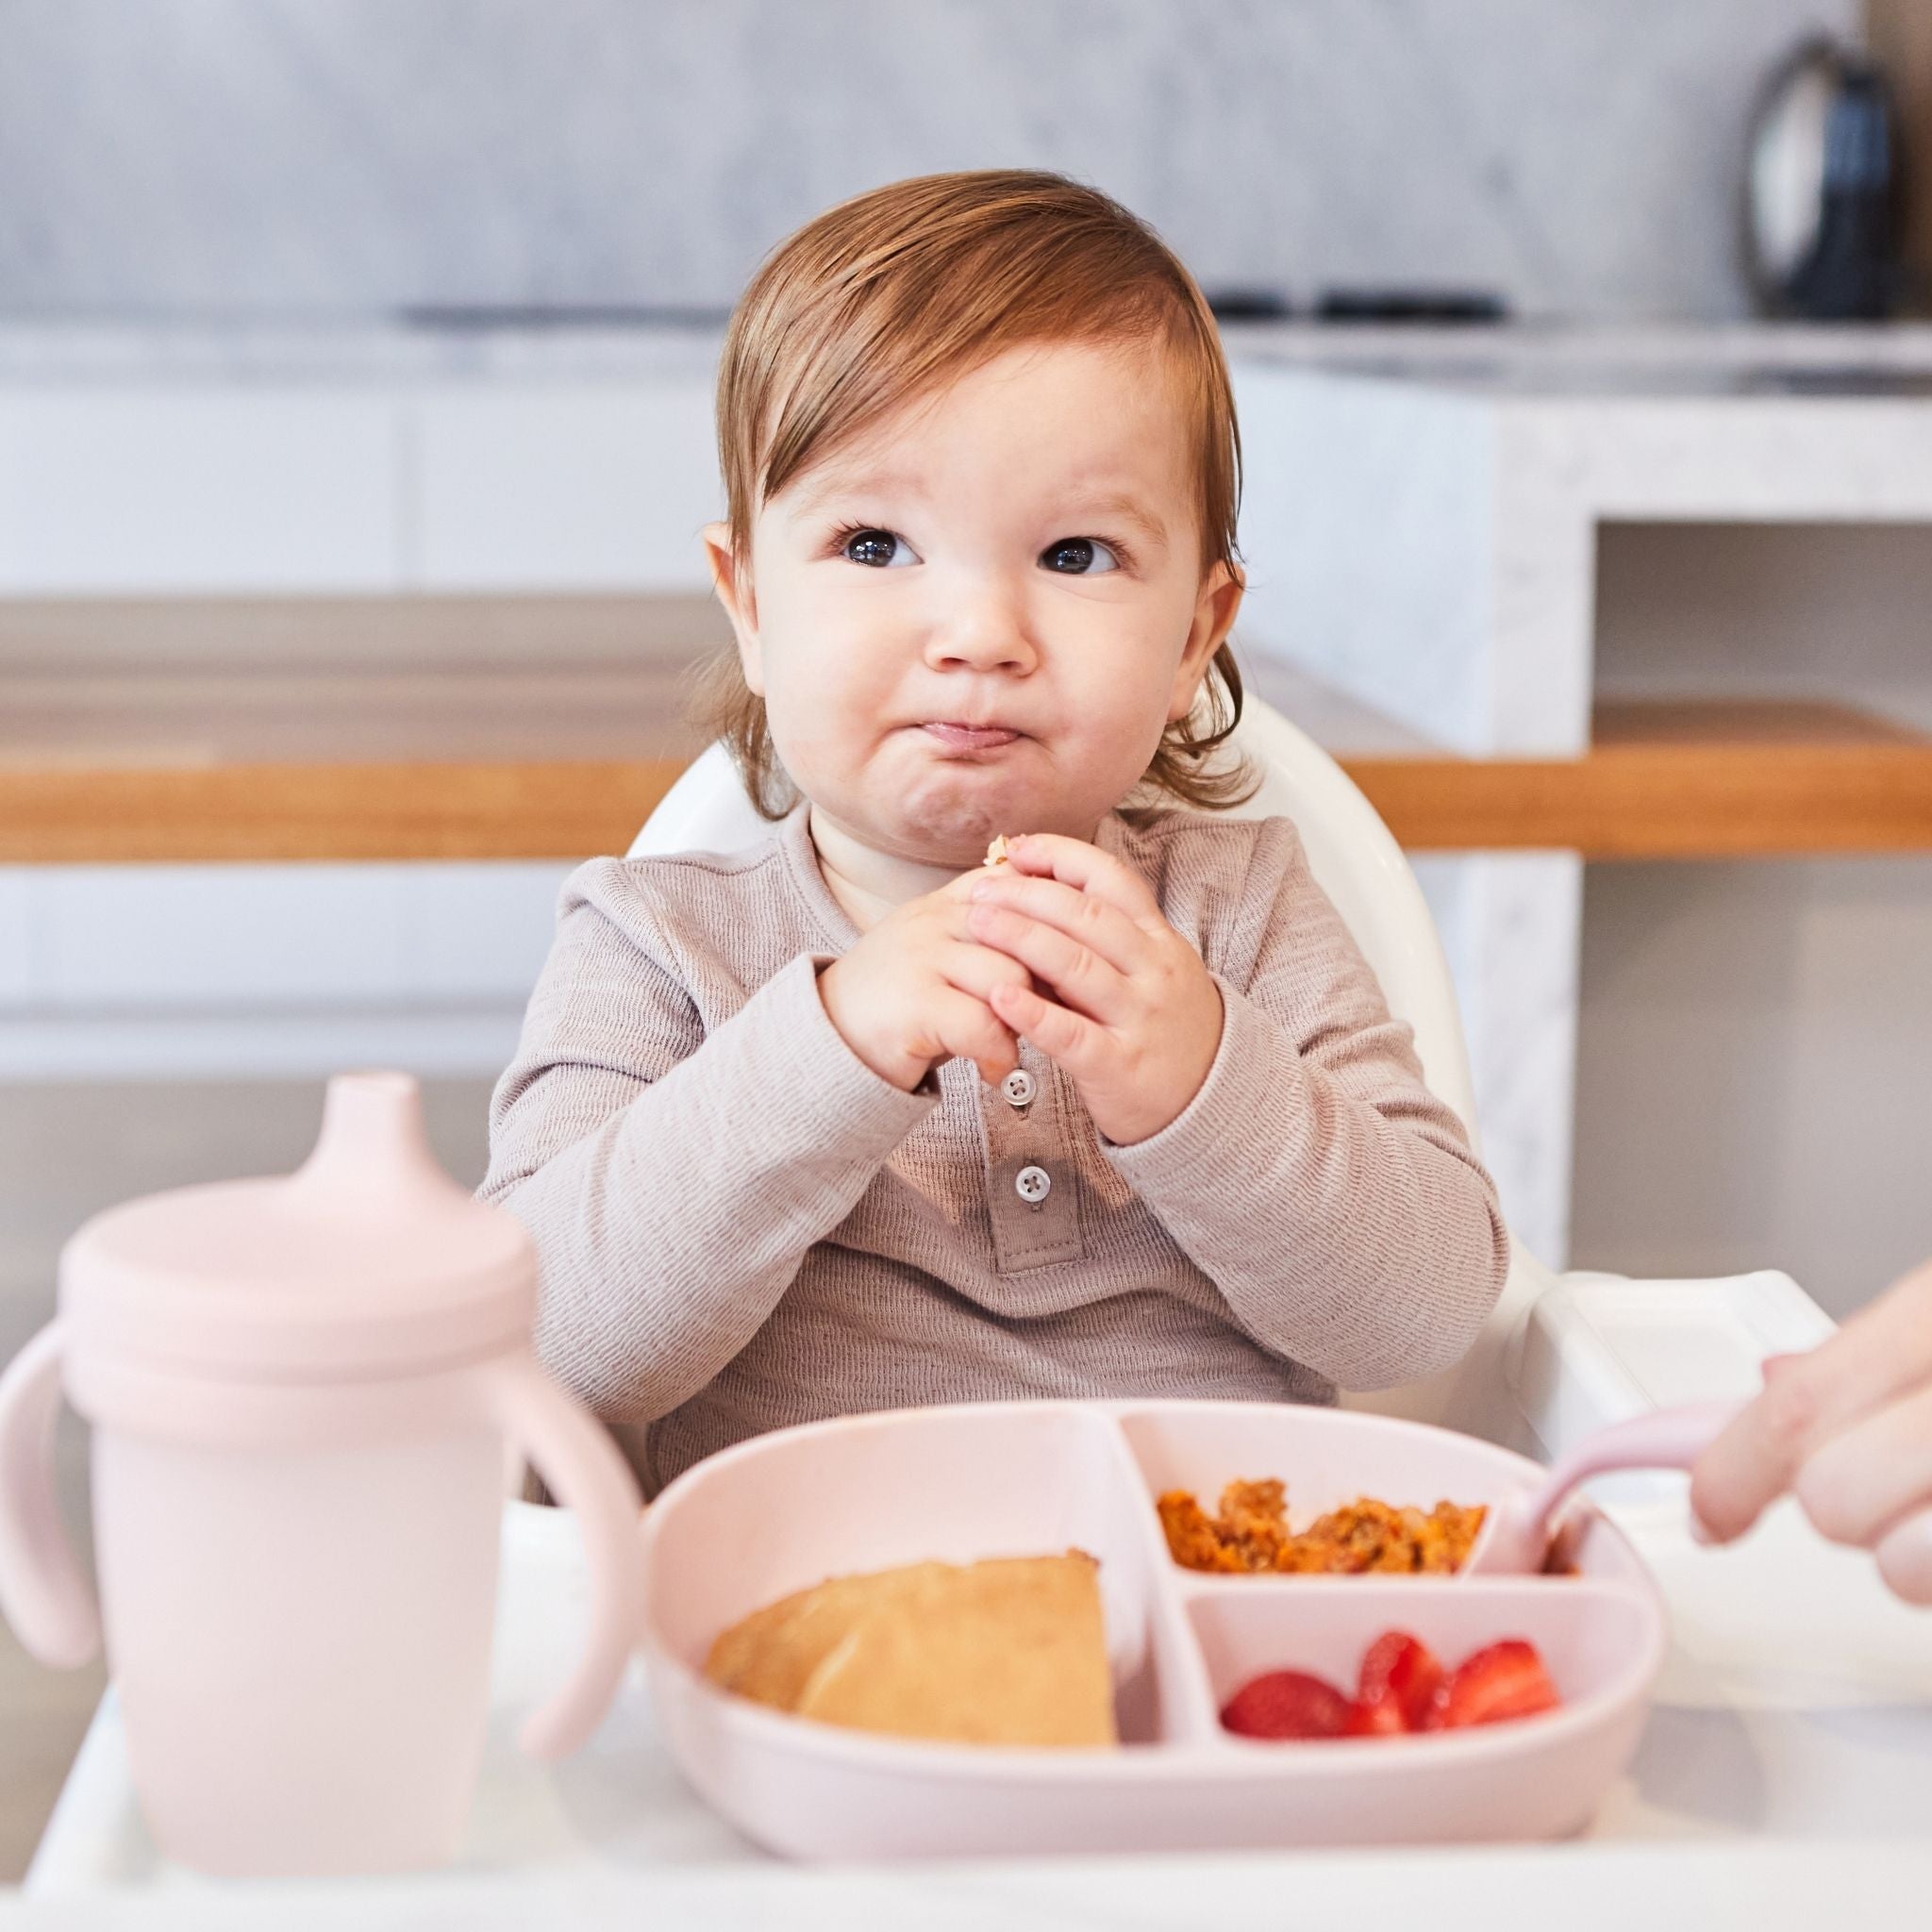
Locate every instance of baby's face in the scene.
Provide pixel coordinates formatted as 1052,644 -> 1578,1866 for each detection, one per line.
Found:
708,340 -> 1241,869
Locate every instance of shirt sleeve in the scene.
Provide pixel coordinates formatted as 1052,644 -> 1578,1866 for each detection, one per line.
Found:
1103,820 -> 1509,1391
480,859 -> 936,1423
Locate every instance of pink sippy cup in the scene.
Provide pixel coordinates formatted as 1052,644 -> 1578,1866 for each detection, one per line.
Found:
0,1071 -> 645,1877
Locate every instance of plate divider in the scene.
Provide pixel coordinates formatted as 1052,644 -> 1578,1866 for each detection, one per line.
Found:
1091,1410 -> 1230,1749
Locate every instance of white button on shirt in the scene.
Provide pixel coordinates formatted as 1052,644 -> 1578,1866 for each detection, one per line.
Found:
1001,1068 -> 1038,1109
1015,1163 -> 1053,1206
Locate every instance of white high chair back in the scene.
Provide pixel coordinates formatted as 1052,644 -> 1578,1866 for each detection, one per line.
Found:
629,694 -> 1542,1441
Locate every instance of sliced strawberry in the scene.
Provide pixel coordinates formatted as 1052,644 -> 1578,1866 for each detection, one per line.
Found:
1220,1669 -> 1355,1740
1433,1640 -> 1561,1730
1342,1694 -> 1406,1736
1355,1630 -> 1444,1733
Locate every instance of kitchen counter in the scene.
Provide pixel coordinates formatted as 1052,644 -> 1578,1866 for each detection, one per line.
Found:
0,598 -> 1435,861
8,679 -> 1931,866
7,591 -> 1928,862
9,319 -> 1932,1270
1223,325 -> 1932,1272
5,315 -> 1932,383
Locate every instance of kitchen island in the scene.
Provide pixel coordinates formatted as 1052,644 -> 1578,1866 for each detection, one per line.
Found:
6,320 -> 1932,1282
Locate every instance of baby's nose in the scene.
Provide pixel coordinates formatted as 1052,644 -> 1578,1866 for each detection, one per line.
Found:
923,586 -> 1039,673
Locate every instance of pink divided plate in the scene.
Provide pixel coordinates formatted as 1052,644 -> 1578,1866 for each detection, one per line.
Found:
636,1399 -> 1667,1860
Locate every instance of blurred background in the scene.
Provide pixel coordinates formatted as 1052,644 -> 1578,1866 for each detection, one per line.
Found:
4,0 -> 1932,1878
0,0 -> 1888,321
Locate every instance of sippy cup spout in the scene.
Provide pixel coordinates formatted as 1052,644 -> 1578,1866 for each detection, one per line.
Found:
295,1072 -> 462,1201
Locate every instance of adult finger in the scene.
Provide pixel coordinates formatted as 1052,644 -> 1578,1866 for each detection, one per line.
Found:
966,903 -> 1132,1024
1874,1508 -> 1932,1606
1790,1379 -> 1932,1550
970,872 -> 1150,977
1690,1353 -> 1861,1545
1000,833 -> 1162,923
1691,1264 -> 1932,1541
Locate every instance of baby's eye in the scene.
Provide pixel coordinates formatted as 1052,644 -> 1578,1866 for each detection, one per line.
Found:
1040,537 -> 1121,575
841,527 -> 919,569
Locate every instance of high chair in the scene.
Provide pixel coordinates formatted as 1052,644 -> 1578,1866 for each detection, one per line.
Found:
630,694 -> 1835,1456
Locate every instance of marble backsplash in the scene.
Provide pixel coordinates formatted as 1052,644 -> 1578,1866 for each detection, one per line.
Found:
0,0 -> 1857,323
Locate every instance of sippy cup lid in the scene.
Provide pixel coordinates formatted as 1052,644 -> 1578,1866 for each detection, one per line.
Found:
58,1072 -> 536,1383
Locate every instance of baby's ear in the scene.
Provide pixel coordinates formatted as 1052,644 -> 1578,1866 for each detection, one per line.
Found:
1171,562 -> 1243,719
702,522 -> 763,693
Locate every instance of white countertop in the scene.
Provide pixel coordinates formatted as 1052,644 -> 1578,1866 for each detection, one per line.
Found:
0,319 -> 728,385
3,317 -> 1932,391
1227,319 -> 1932,395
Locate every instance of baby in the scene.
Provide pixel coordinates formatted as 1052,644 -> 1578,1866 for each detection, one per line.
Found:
482,170 -> 1509,1495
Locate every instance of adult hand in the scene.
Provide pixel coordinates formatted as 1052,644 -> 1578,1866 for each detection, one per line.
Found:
964,832 -> 1224,1146
1690,1258 -> 1932,1605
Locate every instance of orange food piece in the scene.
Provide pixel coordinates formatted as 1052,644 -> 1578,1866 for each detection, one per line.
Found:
1157,1478 -> 1486,1575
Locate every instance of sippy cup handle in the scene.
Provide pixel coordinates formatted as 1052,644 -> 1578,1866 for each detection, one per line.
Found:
478,1352 -> 646,1759
0,1321 -> 103,1670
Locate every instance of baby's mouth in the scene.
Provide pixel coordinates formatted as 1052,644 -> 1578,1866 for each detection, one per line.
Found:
920,722 -> 1024,752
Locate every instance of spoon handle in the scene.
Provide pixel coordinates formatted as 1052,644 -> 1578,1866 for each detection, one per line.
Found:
1521,1400 -> 1742,1537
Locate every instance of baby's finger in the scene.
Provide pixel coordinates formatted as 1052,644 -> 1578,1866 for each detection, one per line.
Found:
1791,1379 -> 1932,1551
970,872 -> 1149,976
966,903 -> 1132,1024
934,939 -> 1035,1005
932,985 -> 1020,1084
1001,833 -> 1161,922
988,980 -> 1105,1077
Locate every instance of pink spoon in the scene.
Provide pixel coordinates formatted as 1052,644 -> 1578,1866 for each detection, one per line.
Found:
1463,1401 -> 1741,1575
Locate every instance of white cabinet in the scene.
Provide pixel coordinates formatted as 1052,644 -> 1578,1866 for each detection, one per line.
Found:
0,391 -> 402,593
0,863 -> 575,1081
399,864 -> 575,1002
37,867 -> 413,1008
412,387 -> 718,591
0,873 -> 33,1005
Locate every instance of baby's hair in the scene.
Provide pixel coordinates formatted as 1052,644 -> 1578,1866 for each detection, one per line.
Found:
694,168 -> 1254,820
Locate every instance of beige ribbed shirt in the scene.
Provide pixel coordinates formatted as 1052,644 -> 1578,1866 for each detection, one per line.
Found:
482,804 -> 1509,1494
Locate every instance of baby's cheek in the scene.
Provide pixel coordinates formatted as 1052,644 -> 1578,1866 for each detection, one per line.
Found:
764,655 -> 874,754
1067,678 -> 1175,775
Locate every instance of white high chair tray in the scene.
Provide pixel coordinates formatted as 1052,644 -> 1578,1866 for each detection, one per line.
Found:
22,1479 -> 1932,1923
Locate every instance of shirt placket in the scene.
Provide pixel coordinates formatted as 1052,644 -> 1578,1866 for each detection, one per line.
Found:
980,1044 -> 1086,1273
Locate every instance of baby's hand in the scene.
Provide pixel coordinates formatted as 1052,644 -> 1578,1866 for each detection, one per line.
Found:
818,872 -> 1033,1091
965,834 -> 1223,1145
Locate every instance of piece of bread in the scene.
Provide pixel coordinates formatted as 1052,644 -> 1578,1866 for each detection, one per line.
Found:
704,1552 -> 1117,1749
798,1554 -> 1115,1747
703,1562 -> 952,1711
